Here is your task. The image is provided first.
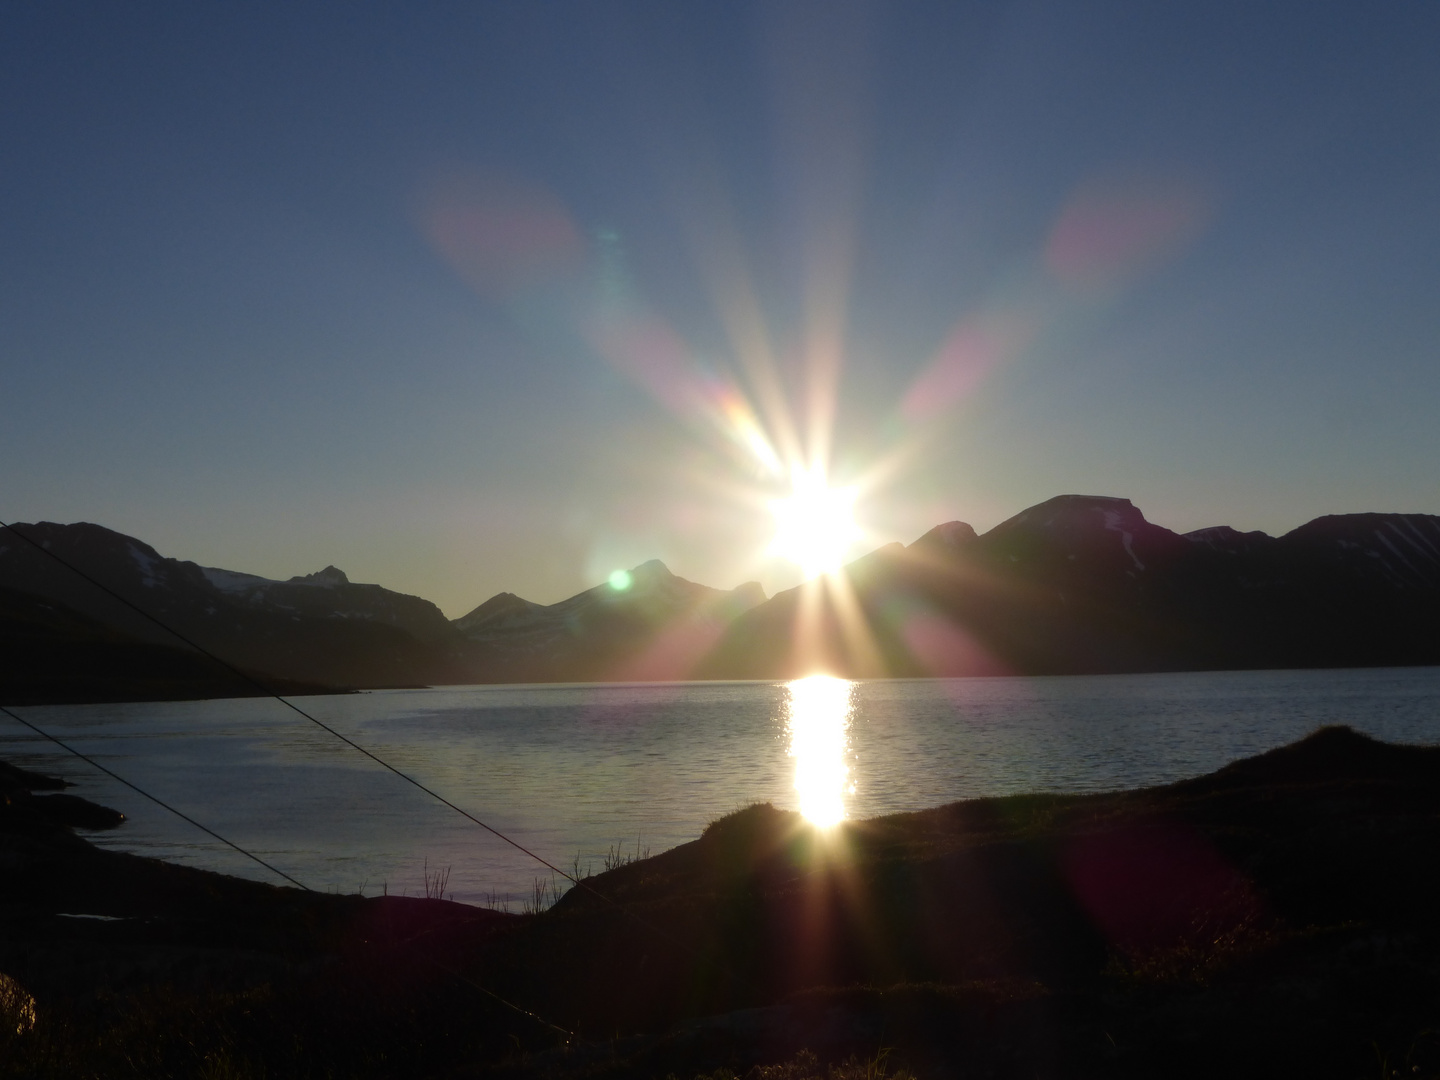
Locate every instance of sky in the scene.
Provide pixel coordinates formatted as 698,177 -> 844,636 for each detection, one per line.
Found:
3,1 -> 1438,616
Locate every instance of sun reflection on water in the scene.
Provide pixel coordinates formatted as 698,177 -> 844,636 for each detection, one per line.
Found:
785,675 -> 855,827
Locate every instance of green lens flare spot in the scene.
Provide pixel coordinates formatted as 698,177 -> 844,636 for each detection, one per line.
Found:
608,569 -> 633,591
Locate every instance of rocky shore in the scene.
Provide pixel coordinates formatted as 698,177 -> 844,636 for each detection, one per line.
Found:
3,726 -> 1440,1078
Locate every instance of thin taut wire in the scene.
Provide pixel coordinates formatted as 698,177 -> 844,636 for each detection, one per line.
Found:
0,701 -> 308,889
0,516 -> 741,996
0,518 -> 583,891
0,701 -> 576,1039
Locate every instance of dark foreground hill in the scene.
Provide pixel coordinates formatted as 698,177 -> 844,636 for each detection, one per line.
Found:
4,725 -> 1440,1078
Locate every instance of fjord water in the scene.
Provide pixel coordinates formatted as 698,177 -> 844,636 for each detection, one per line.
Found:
3,668 -> 1439,905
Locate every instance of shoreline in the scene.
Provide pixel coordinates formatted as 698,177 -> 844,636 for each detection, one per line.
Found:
9,665 -> 1440,910
7,659 -> 1440,708
4,725 -> 1440,1077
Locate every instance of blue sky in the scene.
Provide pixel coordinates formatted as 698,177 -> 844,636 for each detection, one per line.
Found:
3,2 -> 1438,614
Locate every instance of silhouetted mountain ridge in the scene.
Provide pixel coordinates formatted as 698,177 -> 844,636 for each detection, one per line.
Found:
0,585 -> 341,704
0,523 -> 766,697
2,495 -> 1438,700
0,522 -> 466,692
697,494 -> 1440,678
454,557 -> 767,682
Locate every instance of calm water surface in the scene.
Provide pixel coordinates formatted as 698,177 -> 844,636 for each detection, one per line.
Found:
2,668 -> 1438,904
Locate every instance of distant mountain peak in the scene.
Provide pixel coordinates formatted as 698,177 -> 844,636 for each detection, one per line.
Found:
910,520 -> 978,551
986,496 -> 1155,557
731,581 -> 767,609
1010,494 -> 1141,525
628,559 -> 674,582
288,566 -> 349,587
1185,526 -> 1276,554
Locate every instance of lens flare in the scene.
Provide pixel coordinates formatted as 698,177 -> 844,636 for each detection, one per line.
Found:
419,172 -> 584,298
769,469 -> 860,579
785,674 -> 855,827
1045,176 -> 1210,287
587,314 -> 784,477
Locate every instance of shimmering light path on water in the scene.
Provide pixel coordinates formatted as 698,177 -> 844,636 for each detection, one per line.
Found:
2,668 -> 1438,904
785,676 -> 855,827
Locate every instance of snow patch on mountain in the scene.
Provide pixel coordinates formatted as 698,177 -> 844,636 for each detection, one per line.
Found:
1102,509 -> 1145,571
128,542 -> 163,587
201,567 -> 278,594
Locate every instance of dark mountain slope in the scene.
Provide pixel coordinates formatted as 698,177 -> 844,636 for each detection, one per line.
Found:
698,495 -> 1440,679
454,559 -> 766,682
6,499 -> 1438,692
0,587 -> 337,704
0,522 -> 471,690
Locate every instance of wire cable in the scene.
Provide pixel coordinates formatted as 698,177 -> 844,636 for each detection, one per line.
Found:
0,518 -> 586,889
0,700 -> 576,1041
0,702 -> 308,889
0,517 -> 737,990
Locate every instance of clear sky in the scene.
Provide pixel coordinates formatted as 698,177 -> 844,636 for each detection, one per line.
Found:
3,2 -> 1438,615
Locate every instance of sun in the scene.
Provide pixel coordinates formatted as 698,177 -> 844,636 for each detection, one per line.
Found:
769,469 -> 861,579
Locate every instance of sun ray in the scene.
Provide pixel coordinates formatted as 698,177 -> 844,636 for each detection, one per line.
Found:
695,218 -> 805,472
821,565 -> 888,678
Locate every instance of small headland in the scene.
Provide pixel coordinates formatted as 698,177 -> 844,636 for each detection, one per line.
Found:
4,726 -> 1440,1078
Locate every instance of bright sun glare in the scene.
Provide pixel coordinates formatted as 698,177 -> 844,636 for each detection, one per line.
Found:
769,470 -> 861,579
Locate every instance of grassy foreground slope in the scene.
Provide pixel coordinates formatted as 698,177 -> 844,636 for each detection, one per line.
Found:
3,725 -> 1440,1078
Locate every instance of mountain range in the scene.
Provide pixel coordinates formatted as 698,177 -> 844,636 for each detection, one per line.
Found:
2,494 -> 1438,703
698,495 -> 1440,679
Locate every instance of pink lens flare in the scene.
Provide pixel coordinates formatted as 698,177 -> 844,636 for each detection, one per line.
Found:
901,313 -> 1033,422
1045,177 -> 1211,287
421,174 -> 585,297
1063,821 -> 1262,952
899,611 -> 1009,678
588,313 -> 783,475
